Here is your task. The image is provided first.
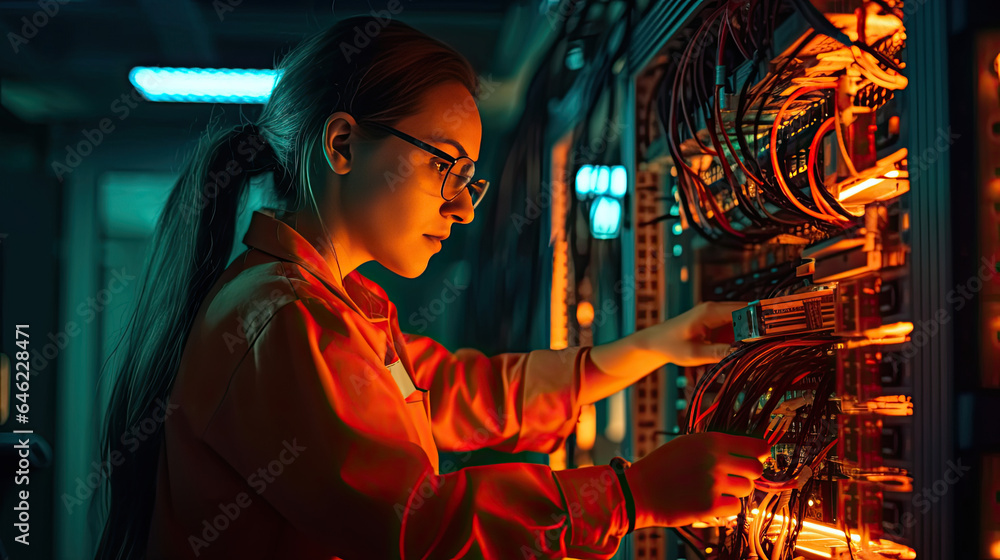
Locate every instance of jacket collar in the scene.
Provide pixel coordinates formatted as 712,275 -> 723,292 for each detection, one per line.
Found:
241,209 -> 391,322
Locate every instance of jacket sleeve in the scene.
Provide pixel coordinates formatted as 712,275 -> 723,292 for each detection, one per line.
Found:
399,331 -> 599,455
201,298 -> 629,560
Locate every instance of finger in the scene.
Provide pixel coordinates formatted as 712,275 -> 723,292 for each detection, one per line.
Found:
709,495 -> 742,518
720,454 -> 765,480
699,301 -> 748,328
718,434 -> 772,460
718,474 -> 755,498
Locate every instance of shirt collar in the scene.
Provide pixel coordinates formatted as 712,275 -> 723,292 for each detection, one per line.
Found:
241,209 -> 391,322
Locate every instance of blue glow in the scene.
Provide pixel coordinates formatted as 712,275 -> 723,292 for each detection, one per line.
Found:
590,196 -> 621,239
672,244 -> 683,257
129,67 -> 283,103
610,165 -> 627,197
566,46 -> 585,71
593,166 -> 610,195
672,223 -> 682,235
575,165 -> 593,199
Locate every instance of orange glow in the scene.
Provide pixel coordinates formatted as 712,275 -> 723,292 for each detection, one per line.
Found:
839,176 -> 890,201
548,445 -> 567,471
775,517 -> 860,542
745,513 -> 916,559
576,404 -> 596,451
548,136 -> 570,472
795,545 -> 833,558
990,537 -> 1000,559
550,136 -> 571,351
576,301 -> 595,328
888,115 -> 900,136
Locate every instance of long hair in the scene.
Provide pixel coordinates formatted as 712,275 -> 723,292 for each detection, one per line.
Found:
94,16 -> 480,559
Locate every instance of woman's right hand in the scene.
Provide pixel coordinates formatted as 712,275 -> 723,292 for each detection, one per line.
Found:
624,432 -> 770,528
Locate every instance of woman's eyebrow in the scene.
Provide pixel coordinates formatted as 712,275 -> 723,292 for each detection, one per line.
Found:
425,136 -> 468,159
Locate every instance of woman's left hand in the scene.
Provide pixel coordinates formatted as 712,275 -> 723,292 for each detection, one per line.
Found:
642,301 -> 747,367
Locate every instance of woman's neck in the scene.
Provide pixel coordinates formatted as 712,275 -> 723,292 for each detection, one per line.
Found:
275,206 -> 362,281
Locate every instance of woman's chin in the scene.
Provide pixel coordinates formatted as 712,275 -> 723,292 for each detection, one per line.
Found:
384,257 -> 429,279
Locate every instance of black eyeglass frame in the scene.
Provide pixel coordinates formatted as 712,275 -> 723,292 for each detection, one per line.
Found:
363,121 -> 490,209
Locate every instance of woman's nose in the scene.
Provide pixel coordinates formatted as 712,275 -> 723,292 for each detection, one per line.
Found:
442,189 -> 475,224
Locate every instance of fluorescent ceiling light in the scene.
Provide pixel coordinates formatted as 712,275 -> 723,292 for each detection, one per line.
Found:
129,67 -> 282,103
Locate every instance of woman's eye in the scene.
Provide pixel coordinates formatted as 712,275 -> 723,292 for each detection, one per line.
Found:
432,160 -> 450,174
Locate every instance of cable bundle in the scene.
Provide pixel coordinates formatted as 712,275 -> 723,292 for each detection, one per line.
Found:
685,335 -> 839,560
650,0 -> 906,246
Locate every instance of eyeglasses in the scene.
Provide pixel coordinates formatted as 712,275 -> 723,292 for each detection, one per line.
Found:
363,121 -> 490,210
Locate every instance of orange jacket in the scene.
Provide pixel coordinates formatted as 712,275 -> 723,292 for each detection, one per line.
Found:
146,209 -> 629,559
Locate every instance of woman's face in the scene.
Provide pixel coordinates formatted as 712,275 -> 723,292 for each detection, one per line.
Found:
319,80 -> 483,279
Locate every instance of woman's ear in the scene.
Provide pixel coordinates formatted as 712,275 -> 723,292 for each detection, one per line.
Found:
322,112 -> 358,174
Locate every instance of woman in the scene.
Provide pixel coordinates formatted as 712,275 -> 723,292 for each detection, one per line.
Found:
95,15 -> 768,560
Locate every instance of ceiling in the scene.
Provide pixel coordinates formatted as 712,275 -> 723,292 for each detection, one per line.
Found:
0,0 -> 563,126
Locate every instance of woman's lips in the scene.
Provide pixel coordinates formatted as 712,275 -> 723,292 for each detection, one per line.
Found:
424,234 -> 442,249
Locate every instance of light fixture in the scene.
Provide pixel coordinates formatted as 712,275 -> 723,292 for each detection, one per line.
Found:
129,67 -> 282,103
590,196 -> 622,239
576,301 -> 595,327
566,41 -> 585,71
593,166 -> 610,195
576,164 -> 628,238
835,148 -> 908,205
575,165 -> 594,199
838,169 -> 901,201
610,165 -> 627,197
